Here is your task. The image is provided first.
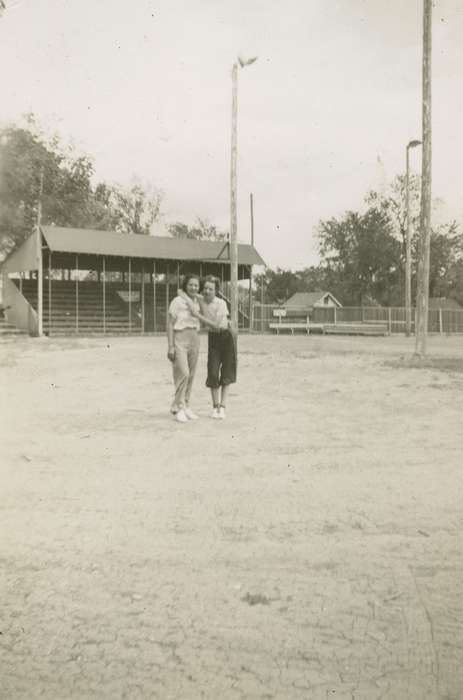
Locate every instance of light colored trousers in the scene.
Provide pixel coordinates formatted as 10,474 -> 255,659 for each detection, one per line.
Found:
171,328 -> 200,411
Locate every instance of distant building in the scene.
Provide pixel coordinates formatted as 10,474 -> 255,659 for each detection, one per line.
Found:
283,291 -> 342,310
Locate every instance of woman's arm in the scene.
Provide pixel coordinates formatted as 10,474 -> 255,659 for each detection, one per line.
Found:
178,291 -> 223,330
166,315 -> 176,361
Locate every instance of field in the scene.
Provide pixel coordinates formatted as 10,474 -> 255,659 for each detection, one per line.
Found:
1,333 -> 463,700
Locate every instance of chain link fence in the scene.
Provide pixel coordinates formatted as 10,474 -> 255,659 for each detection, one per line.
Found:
250,304 -> 463,334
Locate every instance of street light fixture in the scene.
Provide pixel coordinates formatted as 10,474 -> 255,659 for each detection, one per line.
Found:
230,55 -> 257,333
405,139 -> 422,337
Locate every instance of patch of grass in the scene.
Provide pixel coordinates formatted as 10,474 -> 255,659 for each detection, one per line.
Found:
385,355 -> 463,374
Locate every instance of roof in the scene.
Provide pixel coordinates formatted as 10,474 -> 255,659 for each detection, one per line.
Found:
39,226 -> 265,266
284,291 -> 342,308
428,297 -> 462,310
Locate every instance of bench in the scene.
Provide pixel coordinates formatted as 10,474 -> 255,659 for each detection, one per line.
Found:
269,321 -> 310,335
323,323 -> 388,336
268,321 -> 328,335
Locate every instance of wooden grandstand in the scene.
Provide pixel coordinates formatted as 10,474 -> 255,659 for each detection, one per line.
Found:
1,226 -> 264,336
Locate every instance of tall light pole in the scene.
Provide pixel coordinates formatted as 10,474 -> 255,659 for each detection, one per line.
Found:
230,55 -> 257,333
405,139 -> 421,337
414,0 -> 432,357
36,167 -> 44,337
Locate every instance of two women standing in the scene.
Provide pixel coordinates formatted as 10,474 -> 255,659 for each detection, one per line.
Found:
166,274 -> 237,423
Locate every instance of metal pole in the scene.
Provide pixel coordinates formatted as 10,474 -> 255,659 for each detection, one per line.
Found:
230,62 -> 239,334
75,254 -> 79,334
128,258 -> 132,332
248,193 -> 254,331
415,0 -> 432,357
405,140 -> 421,336
141,263 -> 145,334
153,260 -> 157,332
48,251 -> 52,336
102,257 -> 106,334
248,265 -> 253,331
261,273 -> 264,333
165,262 -> 170,331
405,146 -> 412,336
36,168 -> 44,336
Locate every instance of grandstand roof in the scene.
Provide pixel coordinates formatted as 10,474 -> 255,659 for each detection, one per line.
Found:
40,226 -> 265,266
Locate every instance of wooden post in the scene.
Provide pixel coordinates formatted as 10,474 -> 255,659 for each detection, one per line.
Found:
128,258 -> 132,332
388,307 -> 392,334
414,0 -> 433,357
141,263 -> 145,334
153,260 -> 157,332
102,257 -> 106,334
334,306 -> 337,325
439,307 -> 443,335
75,254 -> 79,334
176,262 -> 180,291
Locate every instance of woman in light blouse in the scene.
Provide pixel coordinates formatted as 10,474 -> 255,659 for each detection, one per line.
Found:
166,274 -> 201,423
181,275 -> 237,419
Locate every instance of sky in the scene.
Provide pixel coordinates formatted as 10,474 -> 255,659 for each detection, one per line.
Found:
1,0 -> 462,269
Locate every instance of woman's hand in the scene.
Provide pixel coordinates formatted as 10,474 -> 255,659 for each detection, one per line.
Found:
167,347 -> 176,362
183,296 -> 199,316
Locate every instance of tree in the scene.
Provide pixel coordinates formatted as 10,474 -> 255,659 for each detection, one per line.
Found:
0,118 -> 163,258
168,218 -> 227,241
317,208 -> 401,306
366,174 -> 421,252
367,175 -> 463,304
253,266 -> 332,305
111,179 -> 163,235
428,222 -> 463,298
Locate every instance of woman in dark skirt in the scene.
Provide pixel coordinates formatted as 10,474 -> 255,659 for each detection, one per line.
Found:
182,275 -> 236,419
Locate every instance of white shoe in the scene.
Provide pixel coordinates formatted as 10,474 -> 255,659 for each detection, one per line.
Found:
218,406 -> 226,419
175,409 -> 188,423
184,407 -> 199,420
211,407 -> 221,419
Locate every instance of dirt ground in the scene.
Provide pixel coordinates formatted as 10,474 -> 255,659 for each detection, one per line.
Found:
1,332 -> 463,700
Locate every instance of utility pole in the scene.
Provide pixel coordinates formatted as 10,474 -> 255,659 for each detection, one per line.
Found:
414,0 -> 432,357
405,139 -> 421,337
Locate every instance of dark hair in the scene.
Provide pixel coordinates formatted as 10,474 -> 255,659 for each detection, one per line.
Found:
201,275 -> 220,294
181,274 -> 200,292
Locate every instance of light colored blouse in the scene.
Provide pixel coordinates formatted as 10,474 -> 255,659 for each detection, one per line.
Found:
201,297 -> 229,330
168,295 -> 201,331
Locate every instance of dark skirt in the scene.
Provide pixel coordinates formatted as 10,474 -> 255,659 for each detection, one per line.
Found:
206,329 -> 237,388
